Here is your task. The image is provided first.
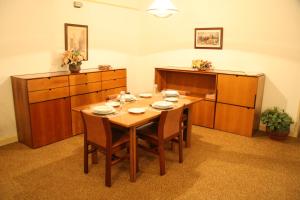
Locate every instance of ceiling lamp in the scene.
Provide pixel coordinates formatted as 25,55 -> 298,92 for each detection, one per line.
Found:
147,0 -> 178,18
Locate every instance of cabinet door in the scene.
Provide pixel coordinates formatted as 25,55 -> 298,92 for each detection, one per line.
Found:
71,92 -> 102,135
192,100 -> 215,128
215,103 -> 254,137
217,74 -> 257,107
30,98 -> 72,148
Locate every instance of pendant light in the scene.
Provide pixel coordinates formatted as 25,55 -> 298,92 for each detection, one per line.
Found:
147,0 -> 178,18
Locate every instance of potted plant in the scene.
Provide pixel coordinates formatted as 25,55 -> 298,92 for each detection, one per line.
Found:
61,50 -> 85,73
261,107 -> 294,140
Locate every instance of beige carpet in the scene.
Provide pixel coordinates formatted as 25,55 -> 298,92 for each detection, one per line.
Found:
0,126 -> 300,200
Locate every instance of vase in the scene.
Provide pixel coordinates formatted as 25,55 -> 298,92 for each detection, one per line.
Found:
69,63 -> 81,73
266,127 -> 289,141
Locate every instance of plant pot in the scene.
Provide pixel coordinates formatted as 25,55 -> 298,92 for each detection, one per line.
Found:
266,127 -> 289,140
69,63 -> 81,73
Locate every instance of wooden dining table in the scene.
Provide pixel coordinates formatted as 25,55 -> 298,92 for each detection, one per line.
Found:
72,94 -> 201,182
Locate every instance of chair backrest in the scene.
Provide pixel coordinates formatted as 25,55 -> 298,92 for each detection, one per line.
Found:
81,110 -> 112,148
158,106 -> 184,140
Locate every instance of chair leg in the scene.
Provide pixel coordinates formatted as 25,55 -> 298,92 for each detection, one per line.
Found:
105,151 -> 112,187
178,132 -> 183,163
158,142 -> 166,176
84,141 -> 88,174
136,138 -> 139,172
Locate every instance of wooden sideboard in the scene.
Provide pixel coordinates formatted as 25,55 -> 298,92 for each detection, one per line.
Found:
11,68 -> 127,148
155,67 -> 265,137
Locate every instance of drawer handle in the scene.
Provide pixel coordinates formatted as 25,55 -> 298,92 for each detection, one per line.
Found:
48,77 -> 51,79
85,73 -> 87,75
85,83 -> 88,85
49,88 -> 52,91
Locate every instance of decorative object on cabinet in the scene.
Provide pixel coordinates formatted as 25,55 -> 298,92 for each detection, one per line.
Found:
192,59 -> 213,71
98,65 -> 112,71
11,68 -> 127,148
61,50 -> 85,73
147,0 -> 178,18
155,67 -> 265,137
261,107 -> 293,140
64,23 -> 88,60
194,27 -> 223,49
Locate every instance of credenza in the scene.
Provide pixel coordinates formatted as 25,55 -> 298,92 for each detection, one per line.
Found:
11,68 -> 127,148
155,67 -> 265,137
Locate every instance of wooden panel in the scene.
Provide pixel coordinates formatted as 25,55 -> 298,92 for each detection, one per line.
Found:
215,103 -> 255,137
28,87 -> 69,103
27,76 -> 69,91
70,82 -> 102,96
217,74 -> 258,107
11,77 -> 32,147
102,78 -> 126,90
71,92 -> 103,135
30,98 -> 72,148
102,87 -> 126,100
192,100 -> 215,128
164,71 -> 216,96
69,72 -> 101,85
102,69 -> 126,81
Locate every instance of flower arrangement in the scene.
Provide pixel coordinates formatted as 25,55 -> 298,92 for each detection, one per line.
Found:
61,50 -> 84,67
192,59 -> 213,71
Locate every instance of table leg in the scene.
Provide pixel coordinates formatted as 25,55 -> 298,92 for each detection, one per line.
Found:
186,105 -> 193,148
129,127 -> 137,182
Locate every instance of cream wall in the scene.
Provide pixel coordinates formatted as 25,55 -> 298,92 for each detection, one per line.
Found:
134,0 -> 300,137
0,0 -> 141,142
1,0 -> 300,144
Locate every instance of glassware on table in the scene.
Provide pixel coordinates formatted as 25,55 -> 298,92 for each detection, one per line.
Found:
153,84 -> 158,95
119,91 -> 126,110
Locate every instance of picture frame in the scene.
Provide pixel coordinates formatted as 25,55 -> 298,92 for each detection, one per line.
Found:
64,23 -> 88,60
194,27 -> 223,49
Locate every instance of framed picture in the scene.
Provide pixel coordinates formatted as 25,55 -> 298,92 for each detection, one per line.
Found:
194,27 -> 223,49
64,23 -> 88,60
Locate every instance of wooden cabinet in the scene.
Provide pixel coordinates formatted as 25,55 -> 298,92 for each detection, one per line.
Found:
215,103 -> 255,137
192,100 -> 215,128
11,68 -> 127,148
30,98 -> 72,148
217,74 -> 258,107
155,67 -> 265,137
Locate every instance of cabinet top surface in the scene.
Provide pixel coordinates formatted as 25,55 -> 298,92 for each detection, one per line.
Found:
155,66 -> 264,77
12,67 -> 126,79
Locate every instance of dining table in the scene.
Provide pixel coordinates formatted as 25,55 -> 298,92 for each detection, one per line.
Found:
72,93 -> 202,182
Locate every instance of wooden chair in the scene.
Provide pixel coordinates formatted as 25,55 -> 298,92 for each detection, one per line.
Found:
136,106 -> 184,175
81,110 -> 130,187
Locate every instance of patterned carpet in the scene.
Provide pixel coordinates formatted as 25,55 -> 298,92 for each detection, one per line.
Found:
0,126 -> 300,200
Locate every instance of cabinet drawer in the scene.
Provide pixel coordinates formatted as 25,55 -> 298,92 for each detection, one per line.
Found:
102,87 -> 126,100
217,74 -> 258,107
28,87 -> 69,103
69,72 -> 101,85
27,76 -> 69,92
215,103 -> 254,137
70,82 -> 101,96
71,91 -> 102,108
102,78 -> 126,90
192,100 -> 215,128
102,69 -> 126,81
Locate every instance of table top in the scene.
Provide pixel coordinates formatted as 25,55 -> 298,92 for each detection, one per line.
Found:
73,94 -> 202,128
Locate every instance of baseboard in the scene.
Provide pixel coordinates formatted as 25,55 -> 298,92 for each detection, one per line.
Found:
0,135 -> 18,147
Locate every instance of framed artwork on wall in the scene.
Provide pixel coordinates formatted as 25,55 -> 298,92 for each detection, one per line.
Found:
194,27 -> 223,49
64,23 -> 88,60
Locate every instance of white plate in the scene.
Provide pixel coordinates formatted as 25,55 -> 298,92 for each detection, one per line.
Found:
139,93 -> 152,98
152,101 -> 174,109
105,101 -> 120,107
128,107 -> 146,114
164,97 -> 178,102
92,105 -> 115,115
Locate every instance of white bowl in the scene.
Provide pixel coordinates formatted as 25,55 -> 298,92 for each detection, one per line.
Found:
163,90 -> 179,97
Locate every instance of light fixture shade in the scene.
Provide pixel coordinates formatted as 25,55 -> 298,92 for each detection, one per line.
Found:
147,0 -> 178,18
